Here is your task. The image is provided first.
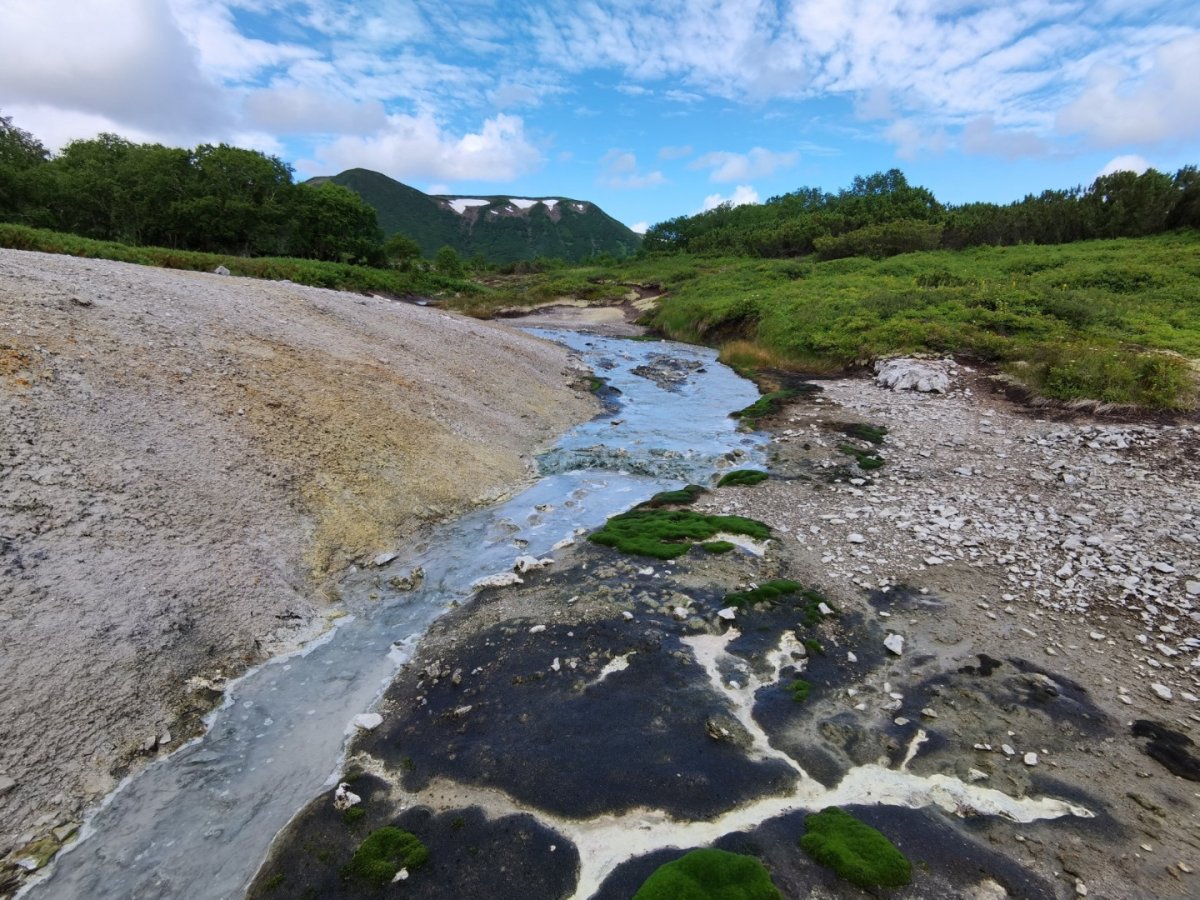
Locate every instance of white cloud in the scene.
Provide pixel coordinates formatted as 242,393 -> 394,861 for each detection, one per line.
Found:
303,113 -> 543,182
700,184 -> 760,212
692,147 -> 798,182
243,87 -> 388,135
630,221 -> 649,234
0,0 -> 227,137
1097,154 -> 1151,177
885,118 -> 948,161
1057,34 -> 1200,146
599,150 -> 665,189
962,116 -> 1048,159
658,144 -> 694,161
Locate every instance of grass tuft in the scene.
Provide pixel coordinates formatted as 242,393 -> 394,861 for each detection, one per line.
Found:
800,806 -> 911,889
790,679 -> 812,703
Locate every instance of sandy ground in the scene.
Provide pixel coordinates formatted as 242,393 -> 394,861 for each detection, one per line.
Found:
0,251 -> 595,869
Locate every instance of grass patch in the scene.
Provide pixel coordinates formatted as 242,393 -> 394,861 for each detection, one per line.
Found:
804,638 -> 825,656
800,806 -> 911,889
346,827 -> 429,886
633,848 -> 782,900
589,508 -> 770,560
718,469 -> 769,488
701,540 -> 737,554
790,679 -> 812,703
342,807 -> 366,825
842,423 -> 888,444
638,484 -> 708,508
837,443 -> 885,470
731,389 -> 800,424
0,223 -> 480,298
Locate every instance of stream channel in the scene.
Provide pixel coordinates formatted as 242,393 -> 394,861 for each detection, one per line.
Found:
25,329 -> 766,899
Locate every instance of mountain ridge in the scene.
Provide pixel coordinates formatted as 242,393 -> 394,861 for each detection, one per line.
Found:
307,168 -> 640,263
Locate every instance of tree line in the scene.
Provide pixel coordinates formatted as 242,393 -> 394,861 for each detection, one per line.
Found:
643,167 -> 1200,260
0,113 -> 387,264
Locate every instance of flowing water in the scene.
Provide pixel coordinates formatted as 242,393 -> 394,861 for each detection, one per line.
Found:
24,330 -> 765,900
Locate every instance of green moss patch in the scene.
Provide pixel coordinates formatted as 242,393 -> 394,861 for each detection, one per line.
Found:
731,389 -> 799,424
639,484 -> 708,508
717,469 -> 769,488
837,442 -> 885,470
347,827 -> 429,885
590,508 -> 770,560
342,807 -> 366,825
800,807 -> 911,889
842,423 -> 888,445
790,679 -> 812,703
633,848 -> 782,900
701,540 -> 736,554
724,579 -> 803,608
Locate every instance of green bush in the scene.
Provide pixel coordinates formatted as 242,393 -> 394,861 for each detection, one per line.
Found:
347,827 -> 429,885
633,848 -> 781,900
800,807 -> 911,889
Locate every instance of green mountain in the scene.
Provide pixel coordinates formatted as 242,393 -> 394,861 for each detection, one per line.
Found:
307,168 -> 641,263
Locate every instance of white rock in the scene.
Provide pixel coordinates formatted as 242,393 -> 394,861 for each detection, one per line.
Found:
1186,581 -> 1200,596
875,358 -> 951,393
551,657 -> 561,672
924,556 -> 944,566
514,555 -> 553,573
1153,562 -> 1177,574
213,265 -> 231,275
1075,879 -> 1087,896
967,768 -> 989,782
352,713 -> 383,731
884,634 -> 904,655
673,606 -> 689,620
1024,752 -> 1038,766
847,533 -> 866,544
372,551 -> 398,567
472,571 -> 523,590
621,611 -> 634,621
1152,682 -> 1173,701
529,624 -> 547,634
392,868 -> 410,883
818,602 -> 834,616
333,783 -> 361,810
1002,744 -> 1015,756
551,538 -> 575,551
1089,632 -> 1105,641
717,607 -> 737,620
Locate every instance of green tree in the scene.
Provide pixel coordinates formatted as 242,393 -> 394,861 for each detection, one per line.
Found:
287,182 -> 382,263
176,144 -> 295,254
434,244 -> 464,276
384,232 -> 423,268
0,113 -> 49,218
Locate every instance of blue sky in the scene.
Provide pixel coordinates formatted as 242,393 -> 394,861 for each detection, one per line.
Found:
4,1 -> 1200,233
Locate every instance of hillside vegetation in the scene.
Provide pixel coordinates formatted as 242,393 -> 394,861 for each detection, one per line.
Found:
314,168 -> 641,263
449,233 -> 1200,410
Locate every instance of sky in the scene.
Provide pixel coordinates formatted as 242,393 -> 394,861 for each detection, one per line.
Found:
3,1 -> 1200,234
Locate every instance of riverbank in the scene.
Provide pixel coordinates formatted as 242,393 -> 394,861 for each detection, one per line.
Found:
250,340 -> 1200,898
0,250 -> 596,884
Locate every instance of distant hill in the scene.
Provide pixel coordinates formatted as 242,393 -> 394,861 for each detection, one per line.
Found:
307,169 -> 641,263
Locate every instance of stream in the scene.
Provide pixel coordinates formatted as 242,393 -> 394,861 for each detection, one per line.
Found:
24,330 -> 766,899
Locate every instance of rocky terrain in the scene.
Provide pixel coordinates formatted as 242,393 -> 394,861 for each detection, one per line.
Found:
0,251 -> 595,883
250,341 -> 1200,899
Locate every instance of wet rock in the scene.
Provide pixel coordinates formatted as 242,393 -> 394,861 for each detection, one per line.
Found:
472,571 -> 523,590
388,566 -> 425,591
513,555 -> 553,574
352,713 -> 383,731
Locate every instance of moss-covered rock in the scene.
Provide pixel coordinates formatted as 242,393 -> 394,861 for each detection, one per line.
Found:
800,806 -> 911,889
836,442 -> 885,470
717,469 -> 769,488
633,848 -> 782,900
347,826 -> 429,885
639,484 -> 709,508
701,540 -> 736,554
723,580 -> 803,608
731,389 -> 799,424
589,508 -> 770,559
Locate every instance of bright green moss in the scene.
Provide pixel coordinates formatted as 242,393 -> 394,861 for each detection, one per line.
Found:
730,389 -> 799,424
836,442 -> 885,470
633,848 -> 782,900
800,807 -> 911,889
723,580 -> 803,608
790,679 -> 812,703
701,540 -> 736,554
347,827 -> 429,885
639,484 -> 708,508
717,469 -> 769,488
589,508 -> 770,559
842,423 -> 888,445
